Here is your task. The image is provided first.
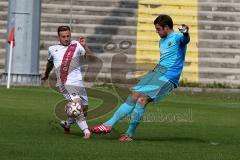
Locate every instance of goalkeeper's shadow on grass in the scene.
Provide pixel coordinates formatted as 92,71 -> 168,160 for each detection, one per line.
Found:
69,134 -> 208,143
135,136 -> 208,143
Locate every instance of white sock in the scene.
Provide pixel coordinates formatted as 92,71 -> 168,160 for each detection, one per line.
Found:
76,114 -> 89,134
77,120 -> 90,133
83,128 -> 90,134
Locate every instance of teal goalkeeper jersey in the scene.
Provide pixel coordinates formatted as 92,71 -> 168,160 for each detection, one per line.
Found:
159,31 -> 190,86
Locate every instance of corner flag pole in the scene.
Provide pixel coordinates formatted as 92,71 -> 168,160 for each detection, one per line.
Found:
7,27 -> 15,89
7,41 -> 13,89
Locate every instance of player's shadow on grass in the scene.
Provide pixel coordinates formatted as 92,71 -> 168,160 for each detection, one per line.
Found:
92,135 -> 208,143
82,126 -> 208,143
136,136 -> 207,143
64,126 -> 207,143
69,133 -> 208,143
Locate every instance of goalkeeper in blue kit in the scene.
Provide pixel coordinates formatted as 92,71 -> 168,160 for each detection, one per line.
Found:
91,14 -> 190,142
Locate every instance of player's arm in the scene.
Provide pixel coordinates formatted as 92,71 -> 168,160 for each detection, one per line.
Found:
41,48 -> 54,81
79,36 -> 95,61
178,24 -> 190,44
41,60 -> 54,81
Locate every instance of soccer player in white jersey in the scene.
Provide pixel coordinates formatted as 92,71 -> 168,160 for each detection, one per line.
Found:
42,26 -> 93,139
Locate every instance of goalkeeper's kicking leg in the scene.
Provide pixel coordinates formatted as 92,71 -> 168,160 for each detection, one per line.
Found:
90,91 -> 149,141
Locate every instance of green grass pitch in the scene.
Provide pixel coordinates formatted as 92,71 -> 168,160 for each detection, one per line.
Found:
0,86 -> 239,160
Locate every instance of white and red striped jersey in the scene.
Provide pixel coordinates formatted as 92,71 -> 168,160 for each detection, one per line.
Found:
48,40 -> 85,86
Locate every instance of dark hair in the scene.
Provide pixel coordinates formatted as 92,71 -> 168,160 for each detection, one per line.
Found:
154,14 -> 173,29
57,26 -> 71,35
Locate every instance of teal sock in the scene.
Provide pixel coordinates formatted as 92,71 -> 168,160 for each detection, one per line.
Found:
104,96 -> 136,127
126,103 -> 145,137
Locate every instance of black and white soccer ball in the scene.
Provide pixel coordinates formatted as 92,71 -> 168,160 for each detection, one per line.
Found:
65,102 -> 82,117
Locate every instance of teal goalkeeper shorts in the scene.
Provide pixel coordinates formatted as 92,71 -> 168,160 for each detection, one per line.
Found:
132,65 -> 175,102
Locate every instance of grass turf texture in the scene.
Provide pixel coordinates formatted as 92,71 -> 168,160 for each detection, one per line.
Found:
0,86 -> 239,160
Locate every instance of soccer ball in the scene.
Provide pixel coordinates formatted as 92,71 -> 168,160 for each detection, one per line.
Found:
65,102 -> 82,117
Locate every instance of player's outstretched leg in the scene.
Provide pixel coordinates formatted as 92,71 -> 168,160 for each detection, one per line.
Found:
119,98 -> 146,142
90,96 -> 136,134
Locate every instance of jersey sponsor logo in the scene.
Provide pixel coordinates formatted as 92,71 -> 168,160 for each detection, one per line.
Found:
168,41 -> 172,46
